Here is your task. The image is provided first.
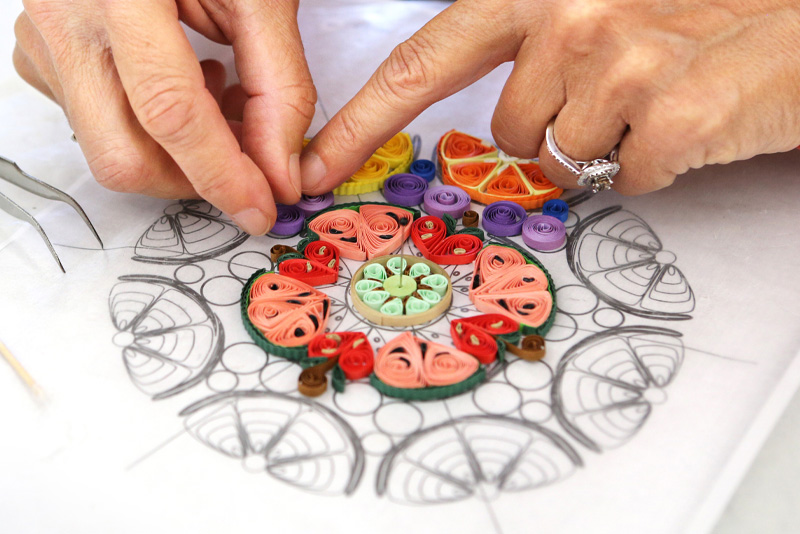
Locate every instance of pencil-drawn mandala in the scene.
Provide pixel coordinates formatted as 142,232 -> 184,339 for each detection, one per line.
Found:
377,415 -> 582,504
180,391 -> 365,495
552,326 -> 684,452
134,200 -> 249,264
567,206 -> 694,320
108,275 -> 224,399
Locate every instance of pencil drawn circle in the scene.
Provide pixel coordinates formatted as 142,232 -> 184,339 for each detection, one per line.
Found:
520,400 -> 553,423
556,284 -> 598,315
259,360 -> 302,393
504,359 -> 553,391
592,308 -> 625,328
221,342 -> 269,374
207,370 -> 239,392
473,382 -> 522,416
545,312 -> 578,342
361,431 -> 394,456
174,263 -> 205,284
334,382 -> 383,416
227,251 -> 273,280
201,276 -> 244,306
374,402 -> 424,436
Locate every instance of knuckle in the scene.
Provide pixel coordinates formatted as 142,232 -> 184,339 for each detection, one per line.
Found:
557,0 -> 615,55
88,147 -> 149,193
491,120 -> 536,159
191,169 -> 229,202
377,36 -> 436,102
281,80 -> 317,123
130,73 -> 198,144
332,109 -> 363,152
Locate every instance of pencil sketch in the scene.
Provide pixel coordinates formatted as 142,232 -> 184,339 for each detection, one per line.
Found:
109,275 -> 224,400
108,195 -> 709,520
552,326 -> 684,453
376,415 -> 582,504
567,206 -> 695,320
180,391 -> 365,495
134,200 -> 249,264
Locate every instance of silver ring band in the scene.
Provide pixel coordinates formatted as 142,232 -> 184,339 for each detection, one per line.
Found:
545,120 -> 620,193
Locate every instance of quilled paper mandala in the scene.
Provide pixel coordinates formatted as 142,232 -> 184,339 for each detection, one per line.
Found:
333,132 -> 414,195
241,271 -> 330,360
350,255 -> 453,327
437,130 -> 563,209
238,201 -> 558,403
306,203 -> 418,261
470,244 -> 557,335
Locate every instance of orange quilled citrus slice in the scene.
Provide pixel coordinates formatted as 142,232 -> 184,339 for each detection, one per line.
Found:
438,130 -> 563,209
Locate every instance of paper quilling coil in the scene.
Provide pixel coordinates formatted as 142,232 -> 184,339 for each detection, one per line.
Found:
481,200 -> 528,237
542,199 -> 569,222
462,210 -> 479,227
410,215 -> 483,265
450,321 -> 498,365
373,332 -> 479,389
307,333 -> 374,380
383,173 -> 428,206
423,186 -> 471,219
278,240 -> 340,286
333,132 -> 413,195
469,245 -> 554,329
308,204 -> 414,261
410,159 -> 436,182
295,193 -> 334,217
522,215 -> 567,251
246,273 -> 330,347
271,204 -> 305,237
504,335 -> 546,361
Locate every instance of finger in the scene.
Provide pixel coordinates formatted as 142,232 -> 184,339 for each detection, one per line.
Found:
537,99 -> 629,189
201,59 -> 226,104
205,0 -> 315,204
13,13 -> 63,103
221,83 -> 247,122
611,131 -> 677,195
104,0 -> 277,234
54,44 -> 198,198
301,0 -> 525,195
12,45 -> 56,101
490,42 -> 564,159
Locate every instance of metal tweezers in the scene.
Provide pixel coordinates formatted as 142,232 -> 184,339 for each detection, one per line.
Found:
0,156 -> 103,272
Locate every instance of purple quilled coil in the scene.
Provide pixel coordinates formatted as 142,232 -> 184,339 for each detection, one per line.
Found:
295,193 -> 334,217
481,200 -> 527,236
522,214 -> 566,251
271,204 -> 306,237
383,173 -> 428,206
423,185 -> 471,219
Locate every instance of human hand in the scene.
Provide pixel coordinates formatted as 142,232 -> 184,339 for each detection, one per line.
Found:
302,0 -> 800,196
13,0 -> 317,234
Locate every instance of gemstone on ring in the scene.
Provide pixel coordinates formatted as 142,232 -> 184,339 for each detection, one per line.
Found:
545,120 -> 620,193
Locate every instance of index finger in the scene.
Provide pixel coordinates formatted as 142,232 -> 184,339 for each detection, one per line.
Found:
104,0 -> 276,234
300,1 -> 524,195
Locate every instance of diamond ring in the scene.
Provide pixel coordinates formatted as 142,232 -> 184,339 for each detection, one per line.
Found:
545,120 -> 620,193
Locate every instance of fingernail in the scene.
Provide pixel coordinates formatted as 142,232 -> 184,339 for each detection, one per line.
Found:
300,151 -> 327,193
289,152 -> 302,199
230,208 -> 271,235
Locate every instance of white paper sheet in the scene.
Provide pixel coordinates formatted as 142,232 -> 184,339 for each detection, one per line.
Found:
1,2 -> 800,534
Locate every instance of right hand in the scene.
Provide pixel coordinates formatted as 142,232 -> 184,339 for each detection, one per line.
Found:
13,0 -> 317,235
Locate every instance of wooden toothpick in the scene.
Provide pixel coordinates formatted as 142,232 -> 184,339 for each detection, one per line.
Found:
0,339 -> 44,398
